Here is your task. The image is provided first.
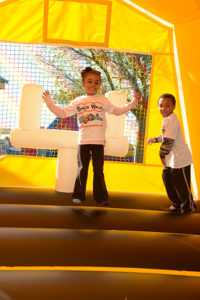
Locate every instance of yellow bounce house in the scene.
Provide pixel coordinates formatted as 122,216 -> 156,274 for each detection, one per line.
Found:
0,0 -> 199,199
1,2 -> 200,299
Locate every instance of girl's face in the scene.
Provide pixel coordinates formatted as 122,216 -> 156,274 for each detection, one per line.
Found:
158,97 -> 175,117
82,73 -> 101,96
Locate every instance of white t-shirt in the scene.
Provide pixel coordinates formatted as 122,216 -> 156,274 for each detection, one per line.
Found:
62,94 -> 118,145
162,112 -> 192,168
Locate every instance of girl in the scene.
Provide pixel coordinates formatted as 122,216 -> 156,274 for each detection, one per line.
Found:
43,67 -> 140,206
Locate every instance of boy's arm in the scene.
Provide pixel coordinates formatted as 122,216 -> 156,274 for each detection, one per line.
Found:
159,137 -> 175,166
159,137 -> 175,158
155,135 -> 162,143
147,135 -> 162,145
147,136 -> 174,166
42,90 -> 66,118
111,92 -> 140,115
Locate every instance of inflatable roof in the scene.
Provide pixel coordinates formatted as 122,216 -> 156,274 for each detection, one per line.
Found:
0,0 -> 199,197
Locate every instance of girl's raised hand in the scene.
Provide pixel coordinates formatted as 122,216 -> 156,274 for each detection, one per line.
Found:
42,90 -> 52,104
134,91 -> 142,104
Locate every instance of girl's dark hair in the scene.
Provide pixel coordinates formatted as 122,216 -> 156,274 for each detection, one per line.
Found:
81,67 -> 101,82
158,93 -> 176,105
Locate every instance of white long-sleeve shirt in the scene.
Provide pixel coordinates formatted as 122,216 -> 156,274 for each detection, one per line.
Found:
161,112 -> 192,168
46,93 -> 137,145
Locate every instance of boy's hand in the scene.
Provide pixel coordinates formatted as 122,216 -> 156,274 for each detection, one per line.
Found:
147,138 -> 156,145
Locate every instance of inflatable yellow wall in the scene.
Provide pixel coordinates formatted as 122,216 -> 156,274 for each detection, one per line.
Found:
0,0 -> 199,197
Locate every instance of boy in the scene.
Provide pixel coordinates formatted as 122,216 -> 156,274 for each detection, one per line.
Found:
147,93 -> 196,214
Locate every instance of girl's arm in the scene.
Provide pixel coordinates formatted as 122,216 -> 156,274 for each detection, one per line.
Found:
112,92 -> 140,115
42,90 -> 66,118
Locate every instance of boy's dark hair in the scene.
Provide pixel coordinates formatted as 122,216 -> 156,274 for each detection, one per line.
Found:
158,93 -> 176,106
81,67 -> 101,82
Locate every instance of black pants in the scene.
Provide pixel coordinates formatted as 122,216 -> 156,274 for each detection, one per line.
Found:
72,144 -> 108,203
162,165 -> 195,212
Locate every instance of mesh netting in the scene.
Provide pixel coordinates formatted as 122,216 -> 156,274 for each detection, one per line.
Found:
0,42 -> 152,163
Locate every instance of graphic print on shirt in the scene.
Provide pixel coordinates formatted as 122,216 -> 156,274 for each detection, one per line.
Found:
77,102 -> 104,126
79,113 -> 103,124
162,125 -> 166,135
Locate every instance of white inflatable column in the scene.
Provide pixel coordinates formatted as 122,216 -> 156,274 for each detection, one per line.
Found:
105,91 -> 126,137
11,85 -> 129,193
18,84 -> 43,129
56,147 -> 77,193
15,83 -> 78,193
105,91 -> 129,156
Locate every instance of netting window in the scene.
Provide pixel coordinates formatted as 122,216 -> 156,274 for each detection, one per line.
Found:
0,42 -> 152,163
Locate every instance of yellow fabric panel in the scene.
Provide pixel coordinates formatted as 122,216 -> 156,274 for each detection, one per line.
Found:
0,155 -> 165,194
87,161 -> 165,194
128,0 -> 200,24
0,0 -> 195,196
0,0 -> 44,43
44,0 -> 112,46
174,18 -> 200,195
0,155 -> 56,187
109,0 -> 171,54
0,0 -> 171,54
145,53 -> 181,165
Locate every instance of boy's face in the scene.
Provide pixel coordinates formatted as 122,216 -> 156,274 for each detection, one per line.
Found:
158,97 -> 175,117
82,73 -> 101,96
